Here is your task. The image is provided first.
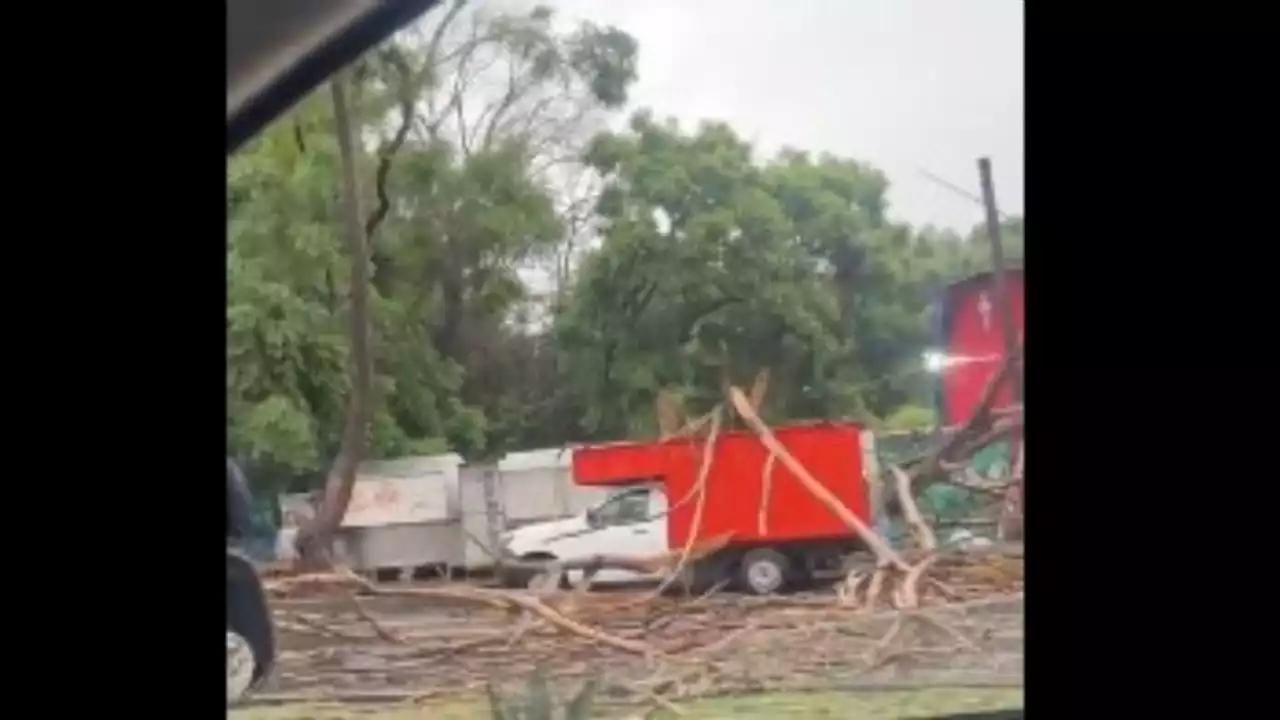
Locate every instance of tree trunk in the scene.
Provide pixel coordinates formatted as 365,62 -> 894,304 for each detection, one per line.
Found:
295,73 -> 374,571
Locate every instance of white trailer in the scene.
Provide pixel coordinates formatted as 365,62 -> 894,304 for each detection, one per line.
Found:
279,447 -> 618,574
458,447 -> 612,571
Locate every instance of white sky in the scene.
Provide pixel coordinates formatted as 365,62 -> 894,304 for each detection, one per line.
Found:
484,0 -> 1024,232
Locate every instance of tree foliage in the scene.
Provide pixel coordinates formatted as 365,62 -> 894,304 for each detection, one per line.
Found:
226,4 -> 1023,494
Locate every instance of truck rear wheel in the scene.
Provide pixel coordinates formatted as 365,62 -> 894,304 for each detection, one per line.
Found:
737,548 -> 791,595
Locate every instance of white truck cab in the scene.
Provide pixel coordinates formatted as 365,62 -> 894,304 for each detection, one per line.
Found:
499,483 -> 669,587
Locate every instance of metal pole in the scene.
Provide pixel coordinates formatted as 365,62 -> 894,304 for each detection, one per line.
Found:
978,158 -> 1023,543
977,157 -> 1020,403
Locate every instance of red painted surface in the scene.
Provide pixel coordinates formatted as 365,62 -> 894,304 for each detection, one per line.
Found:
941,269 -> 1024,427
572,423 -> 870,551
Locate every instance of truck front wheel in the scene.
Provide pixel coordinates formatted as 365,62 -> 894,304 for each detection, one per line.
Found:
501,553 -> 568,590
737,548 -> 791,595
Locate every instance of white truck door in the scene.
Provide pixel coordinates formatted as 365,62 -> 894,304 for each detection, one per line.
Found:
617,487 -> 668,580
569,485 -> 665,585
642,488 -> 669,557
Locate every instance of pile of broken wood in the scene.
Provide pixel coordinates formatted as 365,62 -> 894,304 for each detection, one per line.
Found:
265,344 -> 1023,646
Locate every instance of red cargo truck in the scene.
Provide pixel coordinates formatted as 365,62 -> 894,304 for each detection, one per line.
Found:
563,422 -> 874,594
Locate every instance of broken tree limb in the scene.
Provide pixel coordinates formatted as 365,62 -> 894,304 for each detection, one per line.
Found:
278,611 -> 363,642
838,570 -> 866,608
748,368 -> 770,413
509,558 -> 572,648
962,342 -> 1022,427
863,567 -> 889,612
727,386 -> 909,572
907,343 -> 1023,483
958,415 -> 1022,455
652,408 -> 723,597
888,465 -> 936,552
758,452 -> 776,535
898,555 -> 936,609
606,531 -> 735,612
325,568 -> 661,657
656,388 -> 686,439
941,466 -> 1018,494
666,407 -> 716,443
350,595 -> 406,644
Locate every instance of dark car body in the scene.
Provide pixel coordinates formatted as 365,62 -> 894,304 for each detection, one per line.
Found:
226,458 -> 274,690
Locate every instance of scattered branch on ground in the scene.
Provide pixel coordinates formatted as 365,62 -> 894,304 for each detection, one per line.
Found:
351,595 -> 406,644
259,352 -> 1024,710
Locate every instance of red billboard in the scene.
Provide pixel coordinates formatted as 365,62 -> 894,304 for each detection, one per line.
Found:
938,269 -> 1024,427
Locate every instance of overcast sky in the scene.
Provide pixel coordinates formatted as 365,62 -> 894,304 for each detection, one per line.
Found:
488,0 -> 1023,232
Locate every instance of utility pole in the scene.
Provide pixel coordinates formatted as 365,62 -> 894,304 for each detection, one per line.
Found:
978,157 -> 1023,543
977,157 -> 1021,403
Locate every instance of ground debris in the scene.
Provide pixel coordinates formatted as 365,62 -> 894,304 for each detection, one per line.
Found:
251,367 -> 1026,709
258,561 -> 1022,708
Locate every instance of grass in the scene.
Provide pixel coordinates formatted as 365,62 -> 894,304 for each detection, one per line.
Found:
232,687 -> 1024,719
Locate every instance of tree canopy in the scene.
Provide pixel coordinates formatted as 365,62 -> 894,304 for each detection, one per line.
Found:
226,3 -> 1023,494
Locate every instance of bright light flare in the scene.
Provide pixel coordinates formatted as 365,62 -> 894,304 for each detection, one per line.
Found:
923,351 -> 1003,373
923,350 -> 948,373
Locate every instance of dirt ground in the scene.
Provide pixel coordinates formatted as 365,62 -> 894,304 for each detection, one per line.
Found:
245,575 -> 1023,717
235,688 -> 1025,719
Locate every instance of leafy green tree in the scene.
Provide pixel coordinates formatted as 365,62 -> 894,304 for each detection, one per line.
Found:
553,115 -> 1016,438
226,3 -> 1024,513
227,4 -> 639,493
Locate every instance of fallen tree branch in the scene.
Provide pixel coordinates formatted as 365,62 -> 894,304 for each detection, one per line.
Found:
839,570 -> 866,608
277,612 -> 360,641
322,568 -> 661,656
863,567 -> 889,611
758,452 -> 776,535
651,407 -> 722,597
906,344 -> 1023,484
605,533 -> 735,612
941,466 -> 1019,494
888,465 -> 936,552
727,387 -> 909,572
351,595 -> 405,644
507,563 -> 566,648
